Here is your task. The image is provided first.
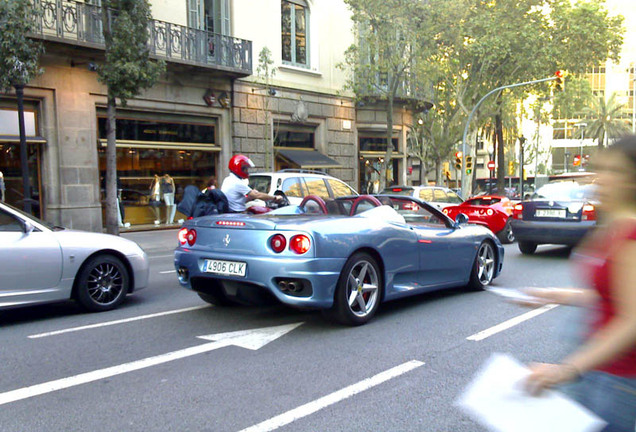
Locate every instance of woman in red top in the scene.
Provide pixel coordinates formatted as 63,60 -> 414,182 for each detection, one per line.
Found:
523,136 -> 636,431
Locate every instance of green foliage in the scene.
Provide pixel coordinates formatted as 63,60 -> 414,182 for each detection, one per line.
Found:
583,93 -> 630,148
98,0 -> 165,105
552,76 -> 594,119
0,0 -> 43,91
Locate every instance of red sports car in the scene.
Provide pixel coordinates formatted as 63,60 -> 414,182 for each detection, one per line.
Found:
442,195 -> 515,243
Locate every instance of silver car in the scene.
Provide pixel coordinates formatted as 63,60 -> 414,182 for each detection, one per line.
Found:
0,202 -> 149,311
381,185 -> 464,210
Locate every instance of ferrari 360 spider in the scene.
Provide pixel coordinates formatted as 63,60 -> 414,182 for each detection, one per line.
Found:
174,194 -> 504,325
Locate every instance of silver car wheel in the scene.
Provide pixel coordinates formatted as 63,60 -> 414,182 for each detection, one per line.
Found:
476,242 -> 495,285
86,262 -> 125,306
346,260 -> 379,317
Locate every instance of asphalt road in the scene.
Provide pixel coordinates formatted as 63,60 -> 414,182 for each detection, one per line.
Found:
0,238 -> 582,432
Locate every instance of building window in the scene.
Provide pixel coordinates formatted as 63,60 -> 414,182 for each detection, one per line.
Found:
274,124 -> 314,148
281,0 -> 309,67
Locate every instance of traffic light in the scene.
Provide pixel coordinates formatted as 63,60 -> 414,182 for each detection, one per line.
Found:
465,156 -> 473,174
454,151 -> 463,170
508,160 -> 515,175
573,154 -> 581,166
554,70 -> 565,93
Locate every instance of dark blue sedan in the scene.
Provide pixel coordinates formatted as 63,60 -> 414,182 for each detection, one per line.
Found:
511,177 -> 598,254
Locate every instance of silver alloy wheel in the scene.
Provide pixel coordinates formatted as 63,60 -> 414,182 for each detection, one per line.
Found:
505,225 -> 515,243
476,242 -> 495,285
346,260 -> 379,317
87,262 -> 124,305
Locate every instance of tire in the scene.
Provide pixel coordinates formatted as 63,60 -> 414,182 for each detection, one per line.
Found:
197,291 -> 235,306
467,241 -> 496,290
76,255 -> 129,312
496,219 -> 515,244
324,252 -> 382,326
518,241 -> 537,255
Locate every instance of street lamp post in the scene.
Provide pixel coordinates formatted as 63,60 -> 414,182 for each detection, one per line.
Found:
12,60 -> 32,214
575,122 -> 587,172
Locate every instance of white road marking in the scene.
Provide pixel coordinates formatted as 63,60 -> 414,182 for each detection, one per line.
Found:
159,270 -> 176,274
466,304 -> 559,341
238,360 -> 425,432
4,323 -> 303,407
28,305 -> 210,339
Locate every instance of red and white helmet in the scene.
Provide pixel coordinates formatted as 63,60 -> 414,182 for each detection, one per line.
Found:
229,154 -> 255,179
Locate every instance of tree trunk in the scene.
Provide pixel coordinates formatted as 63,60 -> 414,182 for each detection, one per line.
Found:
105,95 -> 119,235
435,158 -> 441,185
382,95 -> 394,190
496,113 -> 505,193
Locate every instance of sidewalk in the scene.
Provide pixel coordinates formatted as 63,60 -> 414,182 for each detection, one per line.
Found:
121,228 -> 180,255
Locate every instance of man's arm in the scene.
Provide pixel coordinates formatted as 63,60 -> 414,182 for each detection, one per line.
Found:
247,189 -> 281,202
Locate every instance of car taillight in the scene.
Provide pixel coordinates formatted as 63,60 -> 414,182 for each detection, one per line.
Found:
270,234 -> 287,253
178,228 -> 197,246
290,235 -> 311,254
186,229 -> 197,246
392,188 -> 403,192
512,203 -> 523,220
178,228 -> 188,246
582,204 -> 596,221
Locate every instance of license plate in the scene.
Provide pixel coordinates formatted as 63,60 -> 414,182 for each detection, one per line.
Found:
203,259 -> 246,277
535,209 -> 566,218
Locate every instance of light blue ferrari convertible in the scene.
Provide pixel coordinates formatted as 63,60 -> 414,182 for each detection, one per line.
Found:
174,194 -> 504,325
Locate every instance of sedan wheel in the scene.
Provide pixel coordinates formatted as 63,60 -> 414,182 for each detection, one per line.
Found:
518,241 -> 537,255
468,242 -> 496,290
76,255 -> 129,312
324,252 -> 382,325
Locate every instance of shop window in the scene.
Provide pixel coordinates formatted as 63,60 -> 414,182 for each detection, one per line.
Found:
359,136 -> 398,153
281,0 -> 309,67
97,147 -> 217,228
359,158 -> 398,194
97,117 -> 215,144
274,124 -> 314,148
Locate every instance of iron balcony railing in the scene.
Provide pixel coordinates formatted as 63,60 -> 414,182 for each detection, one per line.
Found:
358,71 -> 432,105
31,0 -> 252,75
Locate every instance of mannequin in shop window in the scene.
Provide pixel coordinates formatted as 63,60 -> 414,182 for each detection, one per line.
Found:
149,174 -> 162,224
0,171 -> 5,202
161,174 -> 176,224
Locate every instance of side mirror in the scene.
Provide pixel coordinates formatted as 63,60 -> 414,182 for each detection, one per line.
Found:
454,213 -> 469,227
22,220 -> 35,234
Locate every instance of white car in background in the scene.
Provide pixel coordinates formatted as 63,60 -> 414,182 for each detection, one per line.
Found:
248,169 -> 358,205
381,185 -> 464,209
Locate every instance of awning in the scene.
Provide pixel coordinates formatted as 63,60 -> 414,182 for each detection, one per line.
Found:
276,148 -> 340,169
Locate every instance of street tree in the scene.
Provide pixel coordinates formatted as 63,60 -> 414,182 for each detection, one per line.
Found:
99,0 -> 165,235
343,0 -> 435,189
0,0 -> 43,212
583,93 -> 630,148
552,76 -> 594,120
256,47 -> 276,171
429,0 -> 623,193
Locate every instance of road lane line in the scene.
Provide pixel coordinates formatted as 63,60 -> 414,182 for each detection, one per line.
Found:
238,360 -> 425,432
159,270 -> 176,274
28,305 -> 210,339
0,340 -> 232,406
466,304 -> 559,341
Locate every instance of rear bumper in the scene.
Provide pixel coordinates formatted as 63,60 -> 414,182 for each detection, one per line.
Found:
174,249 -> 345,308
510,219 -> 595,246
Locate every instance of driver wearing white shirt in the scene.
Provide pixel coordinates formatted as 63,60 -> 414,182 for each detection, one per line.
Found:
221,154 -> 281,212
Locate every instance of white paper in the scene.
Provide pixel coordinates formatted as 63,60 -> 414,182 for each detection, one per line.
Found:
456,353 -> 606,432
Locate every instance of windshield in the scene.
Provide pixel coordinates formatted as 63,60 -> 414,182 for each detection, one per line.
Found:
2,202 -> 61,230
248,175 -> 272,193
532,181 -> 597,202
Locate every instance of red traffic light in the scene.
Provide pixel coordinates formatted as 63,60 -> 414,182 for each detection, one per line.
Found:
555,70 -> 564,78
455,151 -> 463,159
573,154 -> 581,166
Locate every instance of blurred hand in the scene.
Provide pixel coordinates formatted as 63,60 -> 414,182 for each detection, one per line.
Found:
274,195 -> 283,202
525,363 -> 579,396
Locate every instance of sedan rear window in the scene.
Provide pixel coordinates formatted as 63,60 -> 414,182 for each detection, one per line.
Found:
533,181 -> 597,201
382,187 -> 413,196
